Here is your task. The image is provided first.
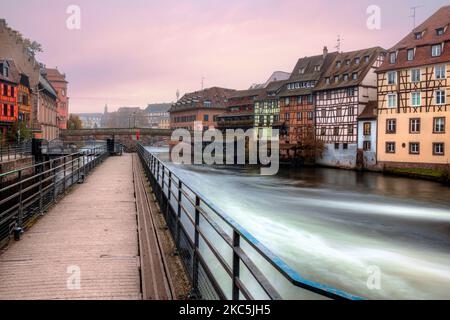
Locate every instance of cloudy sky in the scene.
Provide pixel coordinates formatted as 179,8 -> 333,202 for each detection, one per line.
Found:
2,0 -> 448,113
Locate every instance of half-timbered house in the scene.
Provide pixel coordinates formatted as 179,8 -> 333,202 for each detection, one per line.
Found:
314,47 -> 386,168
377,6 -> 450,169
254,80 -> 285,138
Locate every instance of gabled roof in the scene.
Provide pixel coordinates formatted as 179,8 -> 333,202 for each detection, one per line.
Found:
257,80 -> 287,100
358,101 -> 377,120
315,47 -> 385,90
228,88 -> 264,100
170,87 -> 236,113
146,103 -> 172,113
378,6 -> 450,72
0,59 -> 20,84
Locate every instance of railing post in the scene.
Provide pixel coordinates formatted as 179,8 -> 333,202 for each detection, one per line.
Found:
17,170 -> 23,228
176,180 -> 182,248
232,230 -> 241,300
39,163 -> 43,213
63,156 -> 67,193
192,195 -> 201,297
52,160 -> 57,201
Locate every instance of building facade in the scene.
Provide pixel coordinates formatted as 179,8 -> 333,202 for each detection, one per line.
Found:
0,60 -> 19,143
18,74 -> 31,132
146,103 -> 171,129
254,80 -> 285,138
45,68 -> 69,130
170,87 -> 235,131
357,102 -> 378,167
277,48 -> 337,159
75,113 -> 103,129
217,88 -> 262,131
38,71 -> 58,141
377,6 -> 450,169
314,47 -> 386,168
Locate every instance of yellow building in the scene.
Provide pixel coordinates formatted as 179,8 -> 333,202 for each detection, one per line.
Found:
377,6 -> 450,169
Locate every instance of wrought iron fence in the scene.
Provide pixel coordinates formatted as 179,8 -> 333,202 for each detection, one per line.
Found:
0,140 -> 32,162
0,145 -> 108,245
137,144 -> 361,300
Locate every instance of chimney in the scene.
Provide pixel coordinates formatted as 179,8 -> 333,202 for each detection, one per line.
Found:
323,46 -> 328,59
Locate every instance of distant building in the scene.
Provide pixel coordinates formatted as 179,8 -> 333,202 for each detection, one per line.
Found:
249,71 -> 291,89
377,6 -> 450,169
45,68 -> 69,130
0,59 -> 19,143
357,101 -> 378,168
254,80 -> 286,138
146,103 -> 171,129
38,69 -> 58,141
75,113 -> 103,129
170,87 -> 235,131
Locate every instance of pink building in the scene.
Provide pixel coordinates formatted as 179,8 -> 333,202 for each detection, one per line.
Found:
45,68 -> 69,130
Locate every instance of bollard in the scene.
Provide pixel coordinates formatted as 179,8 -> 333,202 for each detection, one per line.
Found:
14,227 -> 23,241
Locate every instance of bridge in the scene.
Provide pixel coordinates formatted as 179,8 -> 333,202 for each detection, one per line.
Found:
60,128 -> 174,152
0,143 -> 360,300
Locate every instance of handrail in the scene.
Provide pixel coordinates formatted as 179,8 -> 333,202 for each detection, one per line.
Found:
137,143 -> 362,300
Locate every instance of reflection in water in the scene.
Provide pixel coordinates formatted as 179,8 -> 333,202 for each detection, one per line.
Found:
147,147 -> 450,299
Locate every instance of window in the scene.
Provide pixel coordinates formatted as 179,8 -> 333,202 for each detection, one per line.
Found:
343,74 -> 349,81
334,143 -> 340,150
415,32 -> 423,40
203,114 -> 209,121
435,65 -> 446,79
61,89 -> 66,96
297,96 -> 302,104
434,117 -> 445,133
325,78 -> 330,85
355,57 -> 361,64
348,125 -> 354,136
296,112 -> 302,120
436,90 -> 446,105
321,109 -> 326,117
334,127 -> 339,136
345,59 -> 350,66
334,75 -> 339,82
407,49 -> 415,61
336,107 -> 342,117
3,104 -> 7,116
343,143 -> 348,150
307,111 -> 313,120
285,112 -> 290,121
411,69 -> 420,82
409,142 -> 420,155
411,92 -> 421,107
307,95 -> 313,103
363,141 -> 371,151
285,97 -> 290,106
389,52 -> 396,64
352,73 -> 358,80
314,65 -> 321,72
204,101 -> 211,108
436,28 -> 445,36
432,44 -> 442,57
386,119 -> 396,133
348,88 -> 355,96
321,127 -> 326,136
388,71 -> 396,84
348,106 -> 354,116
363,122 -> 371,136
386,142 -> 396,153
410,118 -> 421,133
336,61 -> 341,68
433,143 -> 445,155
388,94 -> 397,108
9,105 -> 14,117
364,55 -> 370,63
3,84 -> 7,96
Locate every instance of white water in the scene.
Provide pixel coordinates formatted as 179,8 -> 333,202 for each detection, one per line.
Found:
147,147 -> 450,299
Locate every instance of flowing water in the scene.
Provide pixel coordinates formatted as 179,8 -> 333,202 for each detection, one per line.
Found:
146,147 -> 450,300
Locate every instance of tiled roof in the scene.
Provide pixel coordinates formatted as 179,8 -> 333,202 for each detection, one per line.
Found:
377,6 -> 450,72
45,68 -> 68,83
146,103 -> 172,113
0,59 -> 20,84
358,101 -> 377,120
228,88 -> 263,99
315,47 -> 385,90
39,73 -> 58,98
170,87 -> 235,113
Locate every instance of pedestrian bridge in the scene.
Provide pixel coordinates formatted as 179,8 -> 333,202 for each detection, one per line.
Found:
60,128 -> 173,138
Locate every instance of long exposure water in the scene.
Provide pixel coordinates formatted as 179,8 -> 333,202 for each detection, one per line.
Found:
146,147 -> 450,300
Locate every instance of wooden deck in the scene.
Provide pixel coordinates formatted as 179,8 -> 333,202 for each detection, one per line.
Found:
0,154 -> 142,300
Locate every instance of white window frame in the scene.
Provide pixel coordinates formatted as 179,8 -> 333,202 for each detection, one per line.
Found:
435,65 -> 446,79
411,92 -> 421,107
388,71 -> 397,85
411,69 -> 421,82
407,49 -> 415,61
388,94 -> 397,108
432,44 -> 442,57
389,52 -> 396,64
434,143 -> 444,155
436,90 -> 446,105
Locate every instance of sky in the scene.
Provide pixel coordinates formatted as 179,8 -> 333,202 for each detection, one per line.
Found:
1,0 -> 449,113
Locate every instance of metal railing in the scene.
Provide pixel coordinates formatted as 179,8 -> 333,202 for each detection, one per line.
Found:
0,140 -> 32,162
0,145 -> 108,244
137,144 -> 362,300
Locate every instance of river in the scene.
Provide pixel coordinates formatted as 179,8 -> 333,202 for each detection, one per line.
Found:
146,147 -> 450,300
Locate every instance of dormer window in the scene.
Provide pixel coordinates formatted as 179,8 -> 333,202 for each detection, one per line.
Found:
407,48 -> 415,61
432,44 -> 442,57
364,55 -> 370,63
414,32 -> 423,40
352,72 -> 358,80
345,59 -> 351,65
355,57 -> 360,64
343,74 -> 349,81
334,75 -> 340,82
325,77 -> 330,85
314,65 -> 321,72
389,52 -> 397,64
204,100 -> 211,108
299,68 -> 306,74
436,28 -> 445,36
336,61 -> 341,68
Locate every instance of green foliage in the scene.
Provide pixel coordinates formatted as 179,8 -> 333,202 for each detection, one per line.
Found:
67,114 -> 83,129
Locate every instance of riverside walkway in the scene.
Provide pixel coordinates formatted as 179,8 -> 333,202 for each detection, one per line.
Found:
0,154 -> 143,300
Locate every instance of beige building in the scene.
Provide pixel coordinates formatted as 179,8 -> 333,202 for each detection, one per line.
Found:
377,6 -> 450,169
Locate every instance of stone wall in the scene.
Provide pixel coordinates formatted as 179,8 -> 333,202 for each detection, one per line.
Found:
317,143 -> 358,169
